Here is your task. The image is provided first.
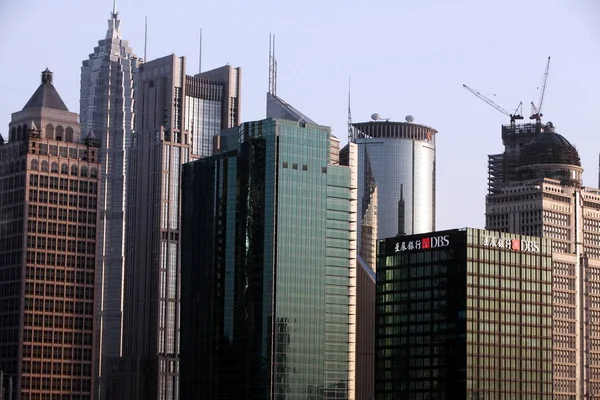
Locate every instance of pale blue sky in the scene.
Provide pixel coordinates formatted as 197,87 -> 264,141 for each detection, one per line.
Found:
1,0 -> 599,231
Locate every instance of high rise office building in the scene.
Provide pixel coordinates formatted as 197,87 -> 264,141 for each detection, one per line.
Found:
180,117 -> 357,399
117,54 -> 240,400
376,228 -> 554,399
350,117 -> 437,240
0,70 -> 101,399
79,6 -> 140,399
348,116 -> 436,399
485,121 -> 600,398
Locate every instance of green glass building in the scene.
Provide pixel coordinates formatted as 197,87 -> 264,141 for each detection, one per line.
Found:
180,118 -> 357,399
376,228 -> 554,399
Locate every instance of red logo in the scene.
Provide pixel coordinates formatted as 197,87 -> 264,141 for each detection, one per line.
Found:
422,237 -> 431,249
511,239 -> 520,251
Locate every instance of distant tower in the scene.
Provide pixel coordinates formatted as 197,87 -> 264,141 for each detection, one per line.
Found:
79,5 -> 140,399
352,116 -> 437,239
0,69 -> 101,399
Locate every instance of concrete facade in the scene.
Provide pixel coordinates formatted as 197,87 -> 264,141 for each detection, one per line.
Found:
486,122 -> 600,398
0,70 -> 101,399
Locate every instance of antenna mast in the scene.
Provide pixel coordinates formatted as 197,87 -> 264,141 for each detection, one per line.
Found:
268,33 -> 277,96
144,17 -> 148,62
198,28 -> 203,74
348,77 -> 354,142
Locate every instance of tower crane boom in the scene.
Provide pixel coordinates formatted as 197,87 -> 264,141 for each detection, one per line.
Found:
463,84 -> 524,125
530,56 -> 551,123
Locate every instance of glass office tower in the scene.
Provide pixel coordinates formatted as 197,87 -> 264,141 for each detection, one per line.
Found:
351,120 -> 437,239
376,228 -> 554,399
181,118 -> 357,399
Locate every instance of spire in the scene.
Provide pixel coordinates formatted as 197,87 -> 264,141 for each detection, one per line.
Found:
348,77 -> 354,142
106,0 -> 122,39
22,69 -> 69,112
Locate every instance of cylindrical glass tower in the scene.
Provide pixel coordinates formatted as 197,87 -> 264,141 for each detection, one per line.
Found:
352,120 -> 437,239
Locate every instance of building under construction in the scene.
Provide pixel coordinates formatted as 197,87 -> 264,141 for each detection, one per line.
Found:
475,57 -> 600,398
487,122 -> 540,193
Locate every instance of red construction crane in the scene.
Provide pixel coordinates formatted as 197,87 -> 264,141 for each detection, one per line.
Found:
463,84 -> 524,126
530,56 -> 551,123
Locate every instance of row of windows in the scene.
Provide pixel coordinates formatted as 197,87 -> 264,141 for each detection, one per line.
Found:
21,376 -> 91,397
28,219 -> 97,235
0,174 -> 25,190
20,327 -> 93,346
23,283 -> 94,301
30,160 -> 98,178
29,176 -> 98,194
21,300 -> 93,319
22,345 -> 92,361
26,246 -> 95,263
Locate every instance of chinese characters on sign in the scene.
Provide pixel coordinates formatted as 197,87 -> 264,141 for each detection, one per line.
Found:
481,237 -> 539,253
394,235 -> 450,253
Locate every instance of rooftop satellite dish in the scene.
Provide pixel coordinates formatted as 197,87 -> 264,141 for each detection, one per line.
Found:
371,113 -> 381,121
405,115 -> 414,123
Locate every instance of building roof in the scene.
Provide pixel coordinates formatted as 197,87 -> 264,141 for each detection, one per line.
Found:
518,123 -> 581,167
266,93 -> 317,125
22,69 -> 69,112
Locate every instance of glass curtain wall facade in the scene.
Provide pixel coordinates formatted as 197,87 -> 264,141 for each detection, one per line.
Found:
352,121 -> 437,240
376,228 -> 554,399
181,118 -> 357,399
79,8 -> 140,399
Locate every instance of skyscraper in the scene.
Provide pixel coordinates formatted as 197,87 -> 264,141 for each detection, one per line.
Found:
485,121 -> 600,398
118,54 -> 240,400
0,69 -> 101,399
79,5 -> 140,398
376,228 -> 554,398
351,117 -> 437,239
180,117 -> 357,399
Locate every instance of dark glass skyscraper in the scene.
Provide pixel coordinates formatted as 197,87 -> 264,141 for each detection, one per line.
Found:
180,118 -> 357,399
376,228 -> 554,399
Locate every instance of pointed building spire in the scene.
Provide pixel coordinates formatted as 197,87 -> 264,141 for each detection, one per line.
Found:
106,0 -> 122,39
348,77 -> 354,142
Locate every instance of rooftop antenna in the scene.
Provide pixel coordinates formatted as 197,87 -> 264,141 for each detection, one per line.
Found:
198,28 -> 203,74
348,77 -> 354,143
144,17 -> 148,62
268,33 -> 277,96
112,0 -> 117,15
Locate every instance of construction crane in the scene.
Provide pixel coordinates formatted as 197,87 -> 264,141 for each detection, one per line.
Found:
529,56 -> 551,124
463,84 -> 524,126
